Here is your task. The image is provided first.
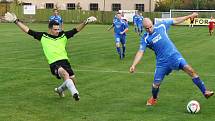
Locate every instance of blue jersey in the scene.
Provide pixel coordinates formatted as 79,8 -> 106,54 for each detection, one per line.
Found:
137,15 -> 144,25
133,15 -> 139,25
113,18 -> 128,36
113,15 -> 117,22
139,19 -> 181,64
49,15 -> 63,25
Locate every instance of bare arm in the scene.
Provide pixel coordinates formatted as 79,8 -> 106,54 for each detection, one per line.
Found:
173,12 -> 198,25
75,16 -> 97,32
15,20 -> 29,33
75,21 -> 87,32
4,12 -> 29,33
129,50 -> 144,73
107,24 -> 114,31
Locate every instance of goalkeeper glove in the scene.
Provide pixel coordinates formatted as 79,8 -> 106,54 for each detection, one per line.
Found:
4,12 -> 17,23
85,16 -> 97,24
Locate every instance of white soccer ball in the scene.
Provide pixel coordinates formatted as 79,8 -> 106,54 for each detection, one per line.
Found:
186,100 -> 200,114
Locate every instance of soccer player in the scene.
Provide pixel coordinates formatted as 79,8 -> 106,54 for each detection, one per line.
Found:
129,12 -> 214,106
208,16 -> 215,36
4,12 -> 97,101
136,13 -> 144,36
107,12 -> 119,31
108,12 -> 129,59
49,9 -> 64,31
189,16 -> 194,28
133,11 -> 139,33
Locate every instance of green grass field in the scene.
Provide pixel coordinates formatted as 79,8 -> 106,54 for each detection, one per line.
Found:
0,23 -> 215,121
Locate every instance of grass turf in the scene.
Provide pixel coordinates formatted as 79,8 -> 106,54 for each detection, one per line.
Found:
0,23 -> 215,121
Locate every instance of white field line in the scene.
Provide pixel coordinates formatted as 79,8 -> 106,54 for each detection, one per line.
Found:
0,66 -> 215,77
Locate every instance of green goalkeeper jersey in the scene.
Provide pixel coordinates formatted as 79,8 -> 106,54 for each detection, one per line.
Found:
27,29 -> 78,64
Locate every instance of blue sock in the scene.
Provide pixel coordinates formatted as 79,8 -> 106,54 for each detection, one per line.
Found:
152,86 -> 159,99
192,77 -> 206,94
122,46 -> 126,55
116,47 -> 121,55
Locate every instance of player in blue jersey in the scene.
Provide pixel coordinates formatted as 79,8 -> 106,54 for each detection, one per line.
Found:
129,12 -> 214,106
136,13 -> 144,36
49,9 -> 64,31
108,12 -> 129,59
133,11 -> 139,33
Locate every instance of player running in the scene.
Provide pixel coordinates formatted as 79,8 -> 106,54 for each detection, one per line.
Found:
129,12 -> 214,106
133,11 -> 139,33
189,17 -> 194,28
136,13 -> 144,36
208,16 -> 215,36
108,12 -> 129,60
49,9 -> 64,31
4,12 -> 97,101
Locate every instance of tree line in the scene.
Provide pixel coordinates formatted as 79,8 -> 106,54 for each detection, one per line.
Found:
155,0 -> 215,12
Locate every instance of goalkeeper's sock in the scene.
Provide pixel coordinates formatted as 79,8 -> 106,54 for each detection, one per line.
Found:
152,85 -> 159,99
192,77 -> 206,94
57,81 -> 67,92
65,79 -> 79,96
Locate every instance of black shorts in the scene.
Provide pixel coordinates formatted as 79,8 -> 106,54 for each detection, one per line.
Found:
49,59 -> 75,79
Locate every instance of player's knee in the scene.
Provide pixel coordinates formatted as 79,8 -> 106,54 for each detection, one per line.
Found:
58,67 -> 70,79
70,76 -> 76,85
116,43 -> 120,47
153,83 -> 160,88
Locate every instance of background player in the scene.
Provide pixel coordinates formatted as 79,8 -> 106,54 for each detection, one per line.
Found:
189,16 -> 194,28
136,13 -> 144,36
49,9 -> 64,31
208,16 -> 215,36
133,11 -> 139,33
108,12 -> 128,60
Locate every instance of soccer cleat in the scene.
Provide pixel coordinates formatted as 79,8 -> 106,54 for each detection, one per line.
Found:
73,93 -> 80,101
54,88 -> 65,98
146,97 -> 157,106
204,90 -> 214,99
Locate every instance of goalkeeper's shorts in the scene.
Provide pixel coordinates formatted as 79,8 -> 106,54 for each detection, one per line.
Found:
50,59 -> 75,79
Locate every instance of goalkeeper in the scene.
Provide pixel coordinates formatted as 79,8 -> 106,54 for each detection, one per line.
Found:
4,12 -> 97,101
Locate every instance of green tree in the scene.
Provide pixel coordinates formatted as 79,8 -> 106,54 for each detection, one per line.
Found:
154,0 -> 172,12
154,0 -> 187,12
154,0 -> 215,11
205,0 -> 215,10
185,0 -> 215,10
